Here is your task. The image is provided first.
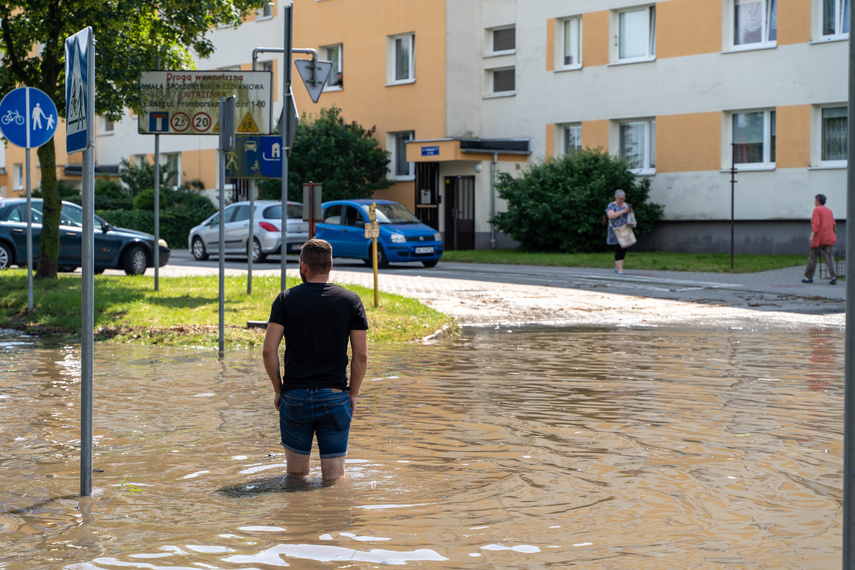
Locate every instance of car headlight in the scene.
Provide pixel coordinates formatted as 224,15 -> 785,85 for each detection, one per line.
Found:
158,239 -> 168,248
434,232 -> 442,242
390,233 -> 406,244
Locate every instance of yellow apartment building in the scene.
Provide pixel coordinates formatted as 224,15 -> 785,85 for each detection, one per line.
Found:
1,0 -> 848,254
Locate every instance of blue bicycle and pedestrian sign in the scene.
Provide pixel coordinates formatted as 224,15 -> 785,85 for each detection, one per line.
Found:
0,87 -> 58,149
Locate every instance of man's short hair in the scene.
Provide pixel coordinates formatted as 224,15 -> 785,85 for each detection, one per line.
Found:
816,193 -> 827,205
300,239 -> 333,273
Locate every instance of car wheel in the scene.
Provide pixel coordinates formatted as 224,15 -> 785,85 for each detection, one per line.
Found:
251,238 -> 267,263
191,237 -> 209,261
94,267 -> 106,275
123,245 -> 148,276
368,244 -> 389,269
0,243 -> 12,269
0,242 -> 14,269
422,260 -> 439,268
58,266 -> 78,273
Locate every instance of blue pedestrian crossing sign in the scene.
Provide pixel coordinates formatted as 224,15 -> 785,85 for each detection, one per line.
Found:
65,27 -> 93,154
0,87 -> 58,149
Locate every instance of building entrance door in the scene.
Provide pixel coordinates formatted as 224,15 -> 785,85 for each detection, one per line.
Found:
414,162 -> 439,230
444,175 -> 475,250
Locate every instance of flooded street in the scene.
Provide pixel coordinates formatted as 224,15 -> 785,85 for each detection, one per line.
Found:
0,324 -> 845,569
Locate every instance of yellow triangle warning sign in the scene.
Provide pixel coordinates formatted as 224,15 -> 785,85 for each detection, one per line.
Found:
237,112 -> 260,133
212,121 -> 219,133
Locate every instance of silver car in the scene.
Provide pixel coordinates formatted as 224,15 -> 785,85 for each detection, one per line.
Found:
188,200 -> 308,262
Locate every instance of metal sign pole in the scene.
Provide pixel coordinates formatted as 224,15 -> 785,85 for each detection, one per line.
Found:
218,96 -> 236,355
154,133 -> 160,291
842,4 -> 855,564
25,147 -> 33,312
154,57 -> 161,292
281,3 -> 293,291
80,30 -> 96,498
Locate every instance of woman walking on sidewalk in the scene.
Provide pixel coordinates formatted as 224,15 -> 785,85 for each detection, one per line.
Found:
802,193 -> 838,285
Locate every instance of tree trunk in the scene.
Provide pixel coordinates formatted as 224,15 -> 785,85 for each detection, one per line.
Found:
35,138 -> 59,279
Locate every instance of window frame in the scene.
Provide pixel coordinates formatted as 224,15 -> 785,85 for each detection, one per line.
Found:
818,105 -> 847,166
489,67 -> 516,96
618,118 -> 656,174
13,163 -> 23,190
388,130 -> 415,180
102,116 -> 114,136
321,43 -> 343,90
729,109 -> 776,170
160,152 -> 181,189
559,16 -> 582,70
616,6 -> 656,63
820,0 -> 851,39
563,124 -> 582,155
387,32 -> 415,85
257,2 -> 274,20
729,0 -> 777,50
489,26 -> 516,55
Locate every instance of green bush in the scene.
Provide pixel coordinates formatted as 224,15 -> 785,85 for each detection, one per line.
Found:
491,148 -> 664,253
98,198 -> 215,250
94,179 -> 134,210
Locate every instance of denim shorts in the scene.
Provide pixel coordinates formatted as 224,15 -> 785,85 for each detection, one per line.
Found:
279,388 -> 352,459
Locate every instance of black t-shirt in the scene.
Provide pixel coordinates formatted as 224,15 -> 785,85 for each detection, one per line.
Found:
268,282 -> 369,391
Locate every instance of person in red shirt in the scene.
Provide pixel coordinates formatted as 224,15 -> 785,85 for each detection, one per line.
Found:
802,194 -> 838,285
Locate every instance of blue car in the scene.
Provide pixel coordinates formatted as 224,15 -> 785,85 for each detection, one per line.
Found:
316,199 -> 443,268
0,198 -> 170,275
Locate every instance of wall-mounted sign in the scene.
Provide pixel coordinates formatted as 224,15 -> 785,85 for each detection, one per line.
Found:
138,70 -> 273,135
421,145 -> 440,157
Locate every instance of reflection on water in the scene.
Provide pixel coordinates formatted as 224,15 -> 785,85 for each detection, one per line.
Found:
0,324 -> 844,569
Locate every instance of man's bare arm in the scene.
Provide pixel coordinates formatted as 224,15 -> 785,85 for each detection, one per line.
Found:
262,322 -> 285,410
348,329 -> 368,413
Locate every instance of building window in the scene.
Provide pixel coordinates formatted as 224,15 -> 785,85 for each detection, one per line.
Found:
133,154 -> 147,168
387,33 -> 415,84
322,44 -> 343,89
619,119 -> 655,173
732,0 -> 777,48
561,17 -> 582,68
13,163 -> 23,190
618,6 -> 655,62
102,117 -> 114,135
491,26 -> 515,53
160,152 -> 181,188
731,110 -> 776,166
564,124 -> 582,155
389,131 -> 414,179
823,0 -> 851,38
257,2 -> 273,19
491,67 -> 515,94
821,106 -> 847,163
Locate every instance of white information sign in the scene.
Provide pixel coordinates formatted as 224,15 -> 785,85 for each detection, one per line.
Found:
138,70 -> 273,135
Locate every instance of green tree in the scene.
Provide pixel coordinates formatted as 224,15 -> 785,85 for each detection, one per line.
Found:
258,106 -> 392,202
0,0 -> 263,278
491,148 -> 664,253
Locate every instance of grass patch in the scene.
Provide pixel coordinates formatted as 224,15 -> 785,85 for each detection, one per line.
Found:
441,249 -> 805,273
0,271 -> 455,349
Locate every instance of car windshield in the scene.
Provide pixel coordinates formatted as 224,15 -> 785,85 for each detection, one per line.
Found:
262,204 -> 304,220
360,203 -> 420,224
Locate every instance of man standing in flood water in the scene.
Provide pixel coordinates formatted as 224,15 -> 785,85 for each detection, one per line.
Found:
262,239 -> 369,481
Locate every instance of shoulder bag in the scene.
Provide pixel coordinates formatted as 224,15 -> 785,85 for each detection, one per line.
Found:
610,220 -> 637,248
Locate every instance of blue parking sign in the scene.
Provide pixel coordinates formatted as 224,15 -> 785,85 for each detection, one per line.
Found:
0,87 -> 58,149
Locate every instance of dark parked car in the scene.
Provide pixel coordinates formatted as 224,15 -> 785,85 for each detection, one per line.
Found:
316,199 -> 443,268
0,198 -> 170,275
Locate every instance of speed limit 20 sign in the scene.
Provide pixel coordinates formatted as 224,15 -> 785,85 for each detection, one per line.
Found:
138,70 -> 273,136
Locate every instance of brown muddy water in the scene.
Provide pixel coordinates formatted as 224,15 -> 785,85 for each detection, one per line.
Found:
0,324 -> 845,569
